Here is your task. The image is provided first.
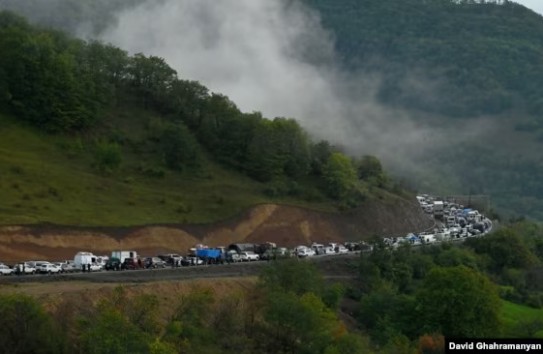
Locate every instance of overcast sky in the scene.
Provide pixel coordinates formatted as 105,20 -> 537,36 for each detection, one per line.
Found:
516,0 -> 543,15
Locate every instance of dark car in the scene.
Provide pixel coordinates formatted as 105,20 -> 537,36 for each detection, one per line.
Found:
105,257 -> 122,271
144,257 -> 167,269
122,258 -> 141,270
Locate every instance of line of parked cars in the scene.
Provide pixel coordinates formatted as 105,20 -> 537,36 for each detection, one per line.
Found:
382,195 -> 492,248
0,194 -> 492,276
0,242 -> 361,276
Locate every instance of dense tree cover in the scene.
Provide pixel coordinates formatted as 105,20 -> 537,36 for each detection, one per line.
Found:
0,294 -> 65,354
305,0 -> 543,117
0,13 -> 104,131
354,221 -> 543,348
416,266 -> 501,337
301,0 -> 543,220
0,10 -> 394,208
0,261 -> 372,354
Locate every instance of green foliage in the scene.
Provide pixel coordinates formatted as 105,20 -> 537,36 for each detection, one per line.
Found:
164,287 -> 216,351
93,141 -> 122,173
324,334 -> 375,354
260,258 -> 325,297
246,118 -> 310,181
416,265 -> 502,337
322,152 -> 358,200
128,53 -> 177,110
211,292 -> 255,353
465,227 -> 539,272
322,283 -> 345,310
0,8 -> 402,227
305,0 -> 543,116
0,294 -> 64,354
358,283 -> 418,345
263,292 -> 344,354
434,246 -> 479,269
77,287 -> 164,354
0,13 -> 104,131
148,339 -> 177,354
501,300 -> 543,338
79,307 -> 151,354
297,0 -> 543,221
310,140 -> 335,176
356,155 -> 387,188
159,122 -> 201,171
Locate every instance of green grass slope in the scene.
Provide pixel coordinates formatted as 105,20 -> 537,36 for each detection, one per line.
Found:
0,112 -> 335,226
501,300 -> 543,338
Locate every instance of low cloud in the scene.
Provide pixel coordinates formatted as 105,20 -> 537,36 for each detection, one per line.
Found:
98,0 -> 448,165
2,0 -> 488,176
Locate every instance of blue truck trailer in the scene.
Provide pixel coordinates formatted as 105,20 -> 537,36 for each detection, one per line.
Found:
196,249 -> 224,264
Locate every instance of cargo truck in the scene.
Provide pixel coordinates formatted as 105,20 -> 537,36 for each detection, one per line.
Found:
433,201 -> 444,218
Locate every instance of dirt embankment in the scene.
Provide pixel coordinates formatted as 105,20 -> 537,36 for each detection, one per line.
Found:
0,197 -> 432,263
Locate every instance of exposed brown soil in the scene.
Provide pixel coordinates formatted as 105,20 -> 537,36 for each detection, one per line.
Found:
0,196 -> 432,263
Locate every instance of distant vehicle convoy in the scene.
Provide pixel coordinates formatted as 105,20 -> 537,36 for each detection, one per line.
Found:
0,194 -> 491,277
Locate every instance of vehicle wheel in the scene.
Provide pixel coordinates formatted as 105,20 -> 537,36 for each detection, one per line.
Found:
48,271 -> 52,275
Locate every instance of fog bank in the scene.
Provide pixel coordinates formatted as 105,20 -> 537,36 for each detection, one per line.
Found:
1,0 -> 486,175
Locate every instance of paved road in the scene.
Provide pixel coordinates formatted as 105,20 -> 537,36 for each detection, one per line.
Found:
0,253 -> 360,284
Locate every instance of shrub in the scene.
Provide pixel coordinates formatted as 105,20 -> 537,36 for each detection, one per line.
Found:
94,141 -> 122,174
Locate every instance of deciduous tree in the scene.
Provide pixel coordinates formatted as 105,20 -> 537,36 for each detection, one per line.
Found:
416,266 -> 501,337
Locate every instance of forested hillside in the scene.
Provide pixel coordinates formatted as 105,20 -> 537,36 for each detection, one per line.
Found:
306,0 -> 543,117
304,0 -> 543,220
0,11 -> 397,225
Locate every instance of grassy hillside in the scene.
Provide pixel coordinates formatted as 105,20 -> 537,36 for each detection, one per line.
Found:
501,300 -> 543,338
0,111 -> 336,226
0,10 -> 409,226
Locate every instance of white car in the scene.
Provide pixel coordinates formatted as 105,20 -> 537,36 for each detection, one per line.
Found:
240,251 -> 260,261
56,262 -> 78,273
14,263 -> 37,274
182,257 -> 204,266
227,252 -> 242,263
89,263 -> 102,272
297,248 -> 315,258
0,264 -> 14,275
336,245 -> 349,254
36,262 -> 62,274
